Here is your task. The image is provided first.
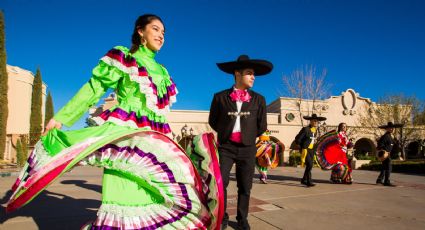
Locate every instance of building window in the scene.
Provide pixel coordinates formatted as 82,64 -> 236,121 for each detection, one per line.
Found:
285,113 -> 295,122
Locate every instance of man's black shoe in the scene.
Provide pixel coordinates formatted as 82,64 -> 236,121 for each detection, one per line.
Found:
301,180 -> 308,185
376,179 -> 383,185
237,220 -> 251,230
306,181 -> 316,187
221,220 -> 228,230
383,182 -> 396,187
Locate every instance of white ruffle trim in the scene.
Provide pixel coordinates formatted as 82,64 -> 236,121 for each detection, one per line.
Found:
100,56 -> 177,116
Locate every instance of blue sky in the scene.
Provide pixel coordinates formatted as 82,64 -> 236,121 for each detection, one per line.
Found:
2,0 -> 425,129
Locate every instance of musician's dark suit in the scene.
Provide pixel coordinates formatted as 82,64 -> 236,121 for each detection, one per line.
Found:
295,125 -> 317,185
209,87 -> 267,227
377,132 -> 394,184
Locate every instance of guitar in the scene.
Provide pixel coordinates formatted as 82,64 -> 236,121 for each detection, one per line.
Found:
376,149 -> 389,161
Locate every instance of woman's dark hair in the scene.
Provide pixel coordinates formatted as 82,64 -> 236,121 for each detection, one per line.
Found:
337,123 -> 346,132
129,14 -> 164,54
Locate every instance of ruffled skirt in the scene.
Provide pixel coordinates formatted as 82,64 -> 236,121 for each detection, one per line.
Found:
6,122 -> 223,229
315,131 -> 352,184
255,141 -> 280,179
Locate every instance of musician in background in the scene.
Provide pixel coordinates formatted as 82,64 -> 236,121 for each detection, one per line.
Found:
295,114 -> 327,187
376,122 -> 399,186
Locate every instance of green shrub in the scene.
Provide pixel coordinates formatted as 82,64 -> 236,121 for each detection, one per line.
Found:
359,160 -> 425,174
16,139 -> 25,166
289,151 -> 301,166
355,155 -> 376,160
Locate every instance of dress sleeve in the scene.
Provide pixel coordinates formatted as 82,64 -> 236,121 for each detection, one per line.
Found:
54,50 -> 124,127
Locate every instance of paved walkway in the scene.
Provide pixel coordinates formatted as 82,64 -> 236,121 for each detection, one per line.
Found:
1,166 -> 424,230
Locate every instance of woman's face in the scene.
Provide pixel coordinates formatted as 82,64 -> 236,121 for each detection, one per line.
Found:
138,19 -> 165,52
341,124 -> 347,132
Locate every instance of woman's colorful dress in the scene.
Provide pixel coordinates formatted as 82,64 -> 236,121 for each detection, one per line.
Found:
315,130 -> 353,184
255,132 -> 281,183
6,46 -> 223,229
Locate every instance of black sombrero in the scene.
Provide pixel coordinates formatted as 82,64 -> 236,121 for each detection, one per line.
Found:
378,122 -> 404,129
217,55 -> 273,76
303,113 -> 327,121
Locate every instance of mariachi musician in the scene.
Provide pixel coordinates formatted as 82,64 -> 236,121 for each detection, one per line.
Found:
295,113 -> 327,187
209,54 -> 272,230
376,121 -> 401,186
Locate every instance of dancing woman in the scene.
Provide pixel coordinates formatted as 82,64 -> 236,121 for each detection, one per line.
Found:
7,14 -> 223,229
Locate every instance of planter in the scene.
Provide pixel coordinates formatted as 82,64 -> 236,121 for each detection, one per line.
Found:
352,159 -> 371,169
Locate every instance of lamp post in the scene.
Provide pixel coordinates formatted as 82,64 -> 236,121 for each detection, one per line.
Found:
318,121 -> 327,137
181,124 -> 188,138
189,127 -> 194,137
399,119 -> 407,160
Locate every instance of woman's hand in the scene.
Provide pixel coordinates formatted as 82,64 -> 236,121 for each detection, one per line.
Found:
43,118 -> 62,135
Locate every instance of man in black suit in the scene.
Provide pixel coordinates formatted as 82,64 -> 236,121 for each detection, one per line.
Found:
209,55 -> 272,230
295,114 -> 326,187
376,121 -> 401,186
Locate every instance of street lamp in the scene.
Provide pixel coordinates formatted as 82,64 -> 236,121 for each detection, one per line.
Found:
318,121 -> 327,136
181,124 -> 188,137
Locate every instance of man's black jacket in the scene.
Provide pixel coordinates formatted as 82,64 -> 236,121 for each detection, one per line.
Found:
295,126 -> 317,149
208,88 -> 267,146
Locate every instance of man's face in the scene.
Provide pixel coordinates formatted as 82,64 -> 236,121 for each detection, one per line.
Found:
310,119 -> 318,127
235,68 -> 255,89
387,127 -> 394,133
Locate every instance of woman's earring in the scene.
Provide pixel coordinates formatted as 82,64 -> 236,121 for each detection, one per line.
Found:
140,35 -> 146,46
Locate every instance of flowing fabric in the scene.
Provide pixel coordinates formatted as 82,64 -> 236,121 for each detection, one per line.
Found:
255,140 -> 281,181
7,126 -> 223,229
315,130 -> 352,183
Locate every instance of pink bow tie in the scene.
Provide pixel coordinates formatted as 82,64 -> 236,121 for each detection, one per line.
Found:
230,89 -> 251,102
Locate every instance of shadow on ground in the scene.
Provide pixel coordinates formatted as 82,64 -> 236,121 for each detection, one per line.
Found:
0,180 -> 101,229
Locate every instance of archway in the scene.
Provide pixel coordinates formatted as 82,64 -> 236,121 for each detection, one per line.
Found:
353,138 -> 376,159
406,140 -> 425,159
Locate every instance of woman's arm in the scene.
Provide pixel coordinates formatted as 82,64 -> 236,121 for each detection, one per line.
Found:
53,48 -> 125,127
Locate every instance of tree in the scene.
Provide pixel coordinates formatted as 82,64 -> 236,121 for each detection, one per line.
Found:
357,94 -> 424,160
29,68 -> 43,146
282,65 -> 331,126
15,139 -> 25,166
413,100 -> 425,125
44,91 -> 54,126
15,136 -> 28,167
20,135 -> 28,163
0,11 -> 8,160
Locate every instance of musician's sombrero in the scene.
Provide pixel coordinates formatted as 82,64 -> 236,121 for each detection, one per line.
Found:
217,55 -> 273,76
303,113 -> 327,121
378,121 -> 404,129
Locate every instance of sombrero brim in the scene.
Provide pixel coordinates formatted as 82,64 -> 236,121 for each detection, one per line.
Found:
378,123 -> 404,129
303,116 -> 326,121
217,60 -> 273,76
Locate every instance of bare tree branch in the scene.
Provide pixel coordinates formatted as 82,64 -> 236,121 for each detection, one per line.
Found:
282,65 -> 331,126
356,94 -> 424,159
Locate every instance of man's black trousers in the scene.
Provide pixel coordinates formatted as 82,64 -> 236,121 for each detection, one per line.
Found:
219,142 -> 256,224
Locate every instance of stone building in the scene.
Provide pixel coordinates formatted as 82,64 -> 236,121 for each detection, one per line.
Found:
3,65 -> 47,162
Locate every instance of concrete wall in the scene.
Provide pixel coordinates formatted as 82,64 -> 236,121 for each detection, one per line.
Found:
5,65 -> 47,162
